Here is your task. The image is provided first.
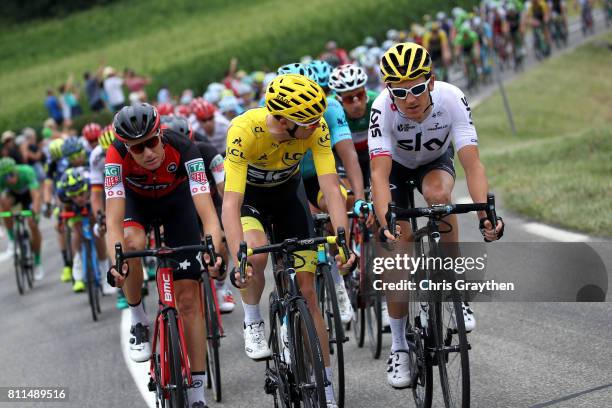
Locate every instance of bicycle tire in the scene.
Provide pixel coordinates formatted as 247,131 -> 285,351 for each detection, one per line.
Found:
365,291 -> 383,359
14,226 -> 24,295
346,273 -> 365,348
268,292 -> 291,408
428,243 -> 470,408
84,245 -> 98,322
202,277 -> 222,402
92,241 -> 102,314
407,303 -> 434,408
317,264 -> 345,408
167,310 -> 188,408
291,298 -> 326,408
22,228 -> 34,290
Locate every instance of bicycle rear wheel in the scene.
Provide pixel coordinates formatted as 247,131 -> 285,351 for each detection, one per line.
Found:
167,310 -> 188,408
291,298 -> 326,408
202,277 -> 222,402
316,264 -> 345,407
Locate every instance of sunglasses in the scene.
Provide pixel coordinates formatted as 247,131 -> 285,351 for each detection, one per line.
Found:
338,89 -> 367,105
125,133 -> 161,154
288,118 -> 321,130
388,79 -> 431,99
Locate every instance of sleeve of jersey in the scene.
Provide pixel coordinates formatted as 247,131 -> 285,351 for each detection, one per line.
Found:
223,124 -> 250,194
209,154 -> 225,186
368,94 -> 392,159
89,150 -> 104,189
325,98 -> 352,146
182,142 -> 211,196
447,87 -> 478,151
24,166 -> 40,190
103,145 -> 126,200
310,121 -> 337,177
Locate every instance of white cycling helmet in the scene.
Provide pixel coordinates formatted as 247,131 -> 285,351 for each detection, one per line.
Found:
329,64 -> 368,93
363,36 -> 377,47
386,29 -> 399,41
206,82 -> 225,94
350,45 -> 368,61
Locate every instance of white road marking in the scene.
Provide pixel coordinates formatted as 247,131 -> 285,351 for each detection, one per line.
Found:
523,222 -> 591,242
120,310 -> 156,408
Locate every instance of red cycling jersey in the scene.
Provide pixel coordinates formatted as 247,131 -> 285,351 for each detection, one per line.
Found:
104,129 -> 209,199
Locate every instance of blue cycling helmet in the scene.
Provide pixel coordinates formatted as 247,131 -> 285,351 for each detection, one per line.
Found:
308,60 -> 332,87
276,63 -> 315,80
61,136 -> 84,157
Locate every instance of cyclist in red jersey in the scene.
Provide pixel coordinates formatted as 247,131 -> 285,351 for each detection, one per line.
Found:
105,103 -> 222,408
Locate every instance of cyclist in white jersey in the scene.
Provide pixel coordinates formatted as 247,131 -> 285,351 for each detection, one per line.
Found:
369,42 -> 504,389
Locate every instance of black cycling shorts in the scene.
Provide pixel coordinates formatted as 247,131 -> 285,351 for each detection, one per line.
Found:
124,182 -> 202,281
390,146 -> 455,208
7,191 -> 32,210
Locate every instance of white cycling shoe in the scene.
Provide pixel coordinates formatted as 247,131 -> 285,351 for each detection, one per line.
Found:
335,282 -> 352,324
244,321 -> 271,360
129,323 -> 151,363
387,350 -> 412,389
218,286 -> 236,314
448,302 -> 476,333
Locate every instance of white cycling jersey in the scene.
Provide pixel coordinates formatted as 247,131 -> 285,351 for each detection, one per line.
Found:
368,81 -> 478,169
189,112 -> 230,154
88,144 -> 105,187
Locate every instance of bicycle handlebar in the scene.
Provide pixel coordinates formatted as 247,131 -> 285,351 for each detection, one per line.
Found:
236,227 -> 350,285
0,210 -> 33,218
386,192 -> 498,238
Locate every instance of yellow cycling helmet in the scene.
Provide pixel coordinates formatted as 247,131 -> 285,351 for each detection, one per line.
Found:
380,42 -> 432,83
49,138 -> 65,161
265,74 -> 327,124
99,124 -> 116,151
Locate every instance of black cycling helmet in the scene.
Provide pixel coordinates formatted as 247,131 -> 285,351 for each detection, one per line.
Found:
160,115 -> 192,140
113,103 -> 160,142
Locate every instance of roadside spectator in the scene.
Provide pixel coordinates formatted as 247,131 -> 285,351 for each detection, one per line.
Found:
1,131 -> 24,163
124,68 -> 151,104
157,83 -> 172,104
180,89 -> 194,105
84,68 -> 105,112
44,89 -> 63,127
320,40 -> 350,67
19,128 -> 45,181
58,75 -> 82,130
103,66 -> 126,112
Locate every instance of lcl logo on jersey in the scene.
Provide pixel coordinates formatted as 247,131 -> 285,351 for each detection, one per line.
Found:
396,132 -> 450,151
317,133 -> 330,147
282,152 -> 303,166
227,148 -> 246,160
369,108 -> 382,138
253,126 -> 264,133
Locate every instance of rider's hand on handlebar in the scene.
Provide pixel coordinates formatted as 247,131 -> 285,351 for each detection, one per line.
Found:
107,261 -> 129,288
379,224 -> 401,242
203,252 -> 225,280
335,251 -> 356,272
230,264 -> 253,289
479,217 -> 505,242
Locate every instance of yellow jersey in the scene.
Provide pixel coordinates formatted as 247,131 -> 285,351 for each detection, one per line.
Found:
224,107 -> 336,194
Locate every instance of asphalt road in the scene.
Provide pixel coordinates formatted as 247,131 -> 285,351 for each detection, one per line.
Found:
0,12 -> 610,408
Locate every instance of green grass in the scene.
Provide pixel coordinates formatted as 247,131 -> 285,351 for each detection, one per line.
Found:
0,0 -> 477,132
466,31 -> 612,236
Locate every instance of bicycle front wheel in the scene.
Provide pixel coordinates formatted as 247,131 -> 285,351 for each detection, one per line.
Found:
167,310 -> 188,408
203,277 -> 222,402
365,291 -> 383,359
291,298 -> 326,408
14,237 -> 24,295
317,264 -> 345,407
84,246 -> 99,322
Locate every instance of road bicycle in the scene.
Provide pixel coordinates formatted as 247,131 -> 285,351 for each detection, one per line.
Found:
1,210 -> 34,295
386,186 -> 498,408
115,224 -> 216,408
239,228 -> 349,408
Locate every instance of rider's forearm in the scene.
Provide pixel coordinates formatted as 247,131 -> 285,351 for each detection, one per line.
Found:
105,199 -> 125,262
319,175 -> 349,235
30,188 -> 42,213
221,191 -> 244,265
91,189 -> 104,218
370,158 -> 392,227
43,180 -> 53,204
463,161 -> 489,219
336,141 -> 365,201
193,193 -> 223,252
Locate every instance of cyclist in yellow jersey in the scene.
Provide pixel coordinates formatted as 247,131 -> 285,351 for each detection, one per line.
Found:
223,74 -> 354,408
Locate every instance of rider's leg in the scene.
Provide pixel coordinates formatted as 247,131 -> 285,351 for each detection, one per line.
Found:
123,225 -> 146,305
